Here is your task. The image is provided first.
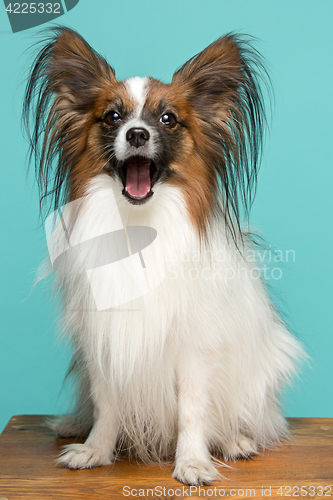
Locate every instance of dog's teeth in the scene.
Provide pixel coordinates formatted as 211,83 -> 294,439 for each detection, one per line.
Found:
125,187 -> 128,192
147,188 -> 151,193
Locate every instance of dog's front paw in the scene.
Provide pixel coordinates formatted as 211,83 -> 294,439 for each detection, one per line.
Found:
173,459 -> 218,486
57,443 -> 113,469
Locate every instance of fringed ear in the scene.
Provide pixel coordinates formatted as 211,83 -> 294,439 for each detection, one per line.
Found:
23,26 -> 117,215
172,34 -> 270,238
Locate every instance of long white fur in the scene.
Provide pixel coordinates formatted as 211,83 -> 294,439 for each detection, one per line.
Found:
52,171 -> 303,485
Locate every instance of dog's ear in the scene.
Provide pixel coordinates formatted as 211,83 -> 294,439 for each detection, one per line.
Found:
172,35 -> 269,237
27,27 -> 116,108
23,27 -> 117,213
172,34 -> 267,128
172,35 -> 245,106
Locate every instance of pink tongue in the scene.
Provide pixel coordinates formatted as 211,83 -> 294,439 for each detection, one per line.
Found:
126,157 -> 151,198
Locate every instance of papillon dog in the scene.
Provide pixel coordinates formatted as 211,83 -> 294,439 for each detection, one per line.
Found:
24,27 -> 303,486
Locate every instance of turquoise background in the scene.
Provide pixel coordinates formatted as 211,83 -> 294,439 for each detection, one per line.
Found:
0,0 -> 332,432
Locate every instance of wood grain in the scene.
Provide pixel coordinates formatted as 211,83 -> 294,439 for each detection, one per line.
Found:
0,416 -> 332,499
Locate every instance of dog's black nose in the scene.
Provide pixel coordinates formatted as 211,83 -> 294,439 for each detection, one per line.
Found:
126,127 -> 150,148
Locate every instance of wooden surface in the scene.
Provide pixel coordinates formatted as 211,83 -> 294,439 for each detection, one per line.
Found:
0,416 -> 332,499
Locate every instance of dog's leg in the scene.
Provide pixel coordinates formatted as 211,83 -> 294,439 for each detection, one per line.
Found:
57,377 -> 118,469
173,353 -> 218,486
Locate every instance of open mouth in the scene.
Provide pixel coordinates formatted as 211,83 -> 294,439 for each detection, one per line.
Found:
121,156 -> 158,205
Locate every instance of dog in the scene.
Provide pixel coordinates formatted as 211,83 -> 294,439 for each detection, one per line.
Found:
23,27 -> 303,486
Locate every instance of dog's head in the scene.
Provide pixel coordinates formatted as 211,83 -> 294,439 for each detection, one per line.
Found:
24,27 -> 267,236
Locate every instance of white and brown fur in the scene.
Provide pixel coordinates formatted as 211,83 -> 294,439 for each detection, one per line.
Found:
24,27 -> 304,485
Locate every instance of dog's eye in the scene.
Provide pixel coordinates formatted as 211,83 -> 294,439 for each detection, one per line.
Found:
104,111 -> 122,125
160,112 -> 177,128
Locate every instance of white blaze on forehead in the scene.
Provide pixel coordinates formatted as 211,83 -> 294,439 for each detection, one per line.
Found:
115,76 -> 156,161
125,76 -> 149,116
